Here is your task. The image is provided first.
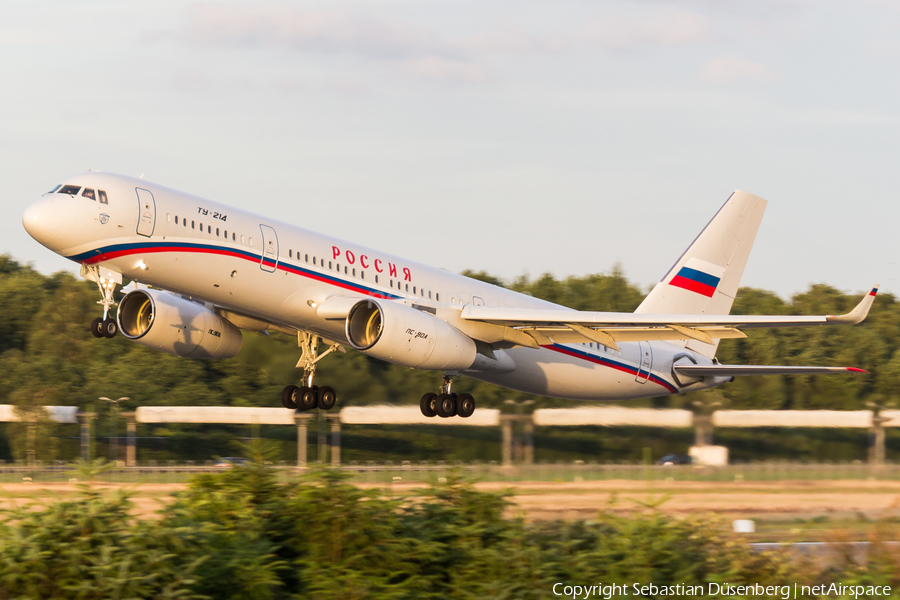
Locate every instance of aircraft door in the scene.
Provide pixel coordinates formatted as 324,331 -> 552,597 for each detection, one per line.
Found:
135,188 -> 156,237
259,224 -> 279,272
635,342 -> 652,383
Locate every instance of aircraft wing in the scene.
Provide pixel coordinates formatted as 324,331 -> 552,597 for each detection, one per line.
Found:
459,286 -> 878,350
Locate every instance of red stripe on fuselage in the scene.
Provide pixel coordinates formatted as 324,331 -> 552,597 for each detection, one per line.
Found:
84,244 -> 396,299
543,344 -> 677,394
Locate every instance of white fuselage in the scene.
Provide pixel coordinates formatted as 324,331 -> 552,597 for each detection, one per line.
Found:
23,172 -> 721,400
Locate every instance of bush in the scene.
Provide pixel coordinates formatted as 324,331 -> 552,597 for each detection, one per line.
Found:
1,460 -> 899,599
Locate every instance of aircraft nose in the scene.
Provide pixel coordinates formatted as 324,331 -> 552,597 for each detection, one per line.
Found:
23,196 -> 65,251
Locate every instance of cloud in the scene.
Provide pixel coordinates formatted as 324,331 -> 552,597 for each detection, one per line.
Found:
580,9 -> 711,50
404,56 -> 494,83
178,4 -> 502,84
700,56 -> 776,82
183,4 -> 453,59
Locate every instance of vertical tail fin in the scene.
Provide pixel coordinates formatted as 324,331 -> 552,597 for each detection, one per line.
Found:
635,190 -> 768,357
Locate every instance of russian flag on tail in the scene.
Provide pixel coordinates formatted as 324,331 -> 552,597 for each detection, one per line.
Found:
669,266 -> 720,298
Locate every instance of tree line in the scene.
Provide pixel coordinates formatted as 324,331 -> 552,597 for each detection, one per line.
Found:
1,254 -> 898,461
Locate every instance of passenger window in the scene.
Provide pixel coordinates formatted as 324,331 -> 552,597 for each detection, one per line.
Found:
175,216 -> 179,225
361,272 -> 365,280
289,249 -> 292,258
428,291 -> 432,299
224,230 -> 228,238
241,235 -> 245,243
436,293 -> 439,301
200,222 -> 203,231
216,227 -> 219,236
58,185 -> 81,196
208,225 -> 212,234
344,266 -> 348,274
305,254 -> 308,262
390,280 -> 393,288
184,219 -> 187,227
406,284 -> 409,292
82,188 -> 96,200
232,232 -> 235,241
167,213 -> 171,222
192,221 -> 195,229
98,190 -> 108,204
375,275 -> 378,283
312,257 -> 316,265
413,286 -> 416,294
329,261 -> 332,269
353,268 -> 356,277
249,237 -> 253,247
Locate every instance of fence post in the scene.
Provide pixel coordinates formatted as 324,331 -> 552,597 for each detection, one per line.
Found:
524,418 -> 534,465
501,416 -> 513,467
121,411 -> 137,466
871,414 -> 889,466
294,413 -> 312,469
329,415 -> 341,466
77,412 -> 96,462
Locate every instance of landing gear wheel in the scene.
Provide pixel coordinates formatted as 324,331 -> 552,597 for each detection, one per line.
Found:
281,385 -> 299,409
456,393 -> 475,418
101,318 -> 118,338
317,386 -> 337,410
91,318 -> 104,339
436,393 -> 457,418
298,386 -> 318,411
420,393 -> 438,418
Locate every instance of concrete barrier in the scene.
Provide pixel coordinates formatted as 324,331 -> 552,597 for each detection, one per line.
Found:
712,410 -> 873,428
339,405 -> 500,426
0,405 -> 79,424
533,407 -> 693,427
136,406 -> 296,425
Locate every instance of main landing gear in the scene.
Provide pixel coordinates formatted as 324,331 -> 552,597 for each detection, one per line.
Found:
281,332 -> 343,412
420,373 -> 476,419
83,264 -> 119,339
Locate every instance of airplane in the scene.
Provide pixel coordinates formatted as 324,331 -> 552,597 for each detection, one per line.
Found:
22,173 -> 877,418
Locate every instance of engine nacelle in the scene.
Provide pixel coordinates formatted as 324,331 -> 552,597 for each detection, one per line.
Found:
117,289 -> 242,359
345,299 -> 477,370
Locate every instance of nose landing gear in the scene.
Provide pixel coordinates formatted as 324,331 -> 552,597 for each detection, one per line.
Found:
281,332 -> 342,412
420,373 -> 476,418
83,265 -> 120,339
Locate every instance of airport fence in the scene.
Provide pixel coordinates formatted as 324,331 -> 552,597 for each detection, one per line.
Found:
4,459 -> 900,485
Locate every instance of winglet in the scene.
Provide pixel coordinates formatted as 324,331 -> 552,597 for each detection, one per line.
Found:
827,285 -> 879,325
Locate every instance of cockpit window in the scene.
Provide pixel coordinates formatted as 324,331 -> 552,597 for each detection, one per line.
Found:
47,184 -> 61,194
82,188 -> 96,200
58,185 -> 82,196
98,190 -> 108,204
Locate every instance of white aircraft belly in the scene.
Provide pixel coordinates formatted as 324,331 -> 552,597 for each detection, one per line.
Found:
468,343 -> 680,400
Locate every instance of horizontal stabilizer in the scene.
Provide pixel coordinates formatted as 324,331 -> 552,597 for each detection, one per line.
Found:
673,364 -> 868,377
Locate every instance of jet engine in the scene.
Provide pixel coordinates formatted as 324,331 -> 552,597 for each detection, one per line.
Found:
117,289 -> 242,359
345,299 -> 477,370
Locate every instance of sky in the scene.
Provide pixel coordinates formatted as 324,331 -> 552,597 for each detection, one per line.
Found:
2,0 -> 899,299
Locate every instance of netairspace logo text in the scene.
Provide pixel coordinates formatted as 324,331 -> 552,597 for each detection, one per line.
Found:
551,582 -> 892,599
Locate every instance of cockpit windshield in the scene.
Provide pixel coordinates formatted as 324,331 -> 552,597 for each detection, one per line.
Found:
58,185 -> 82,196
47,184 -> 61,194
82,188 -> 95,200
